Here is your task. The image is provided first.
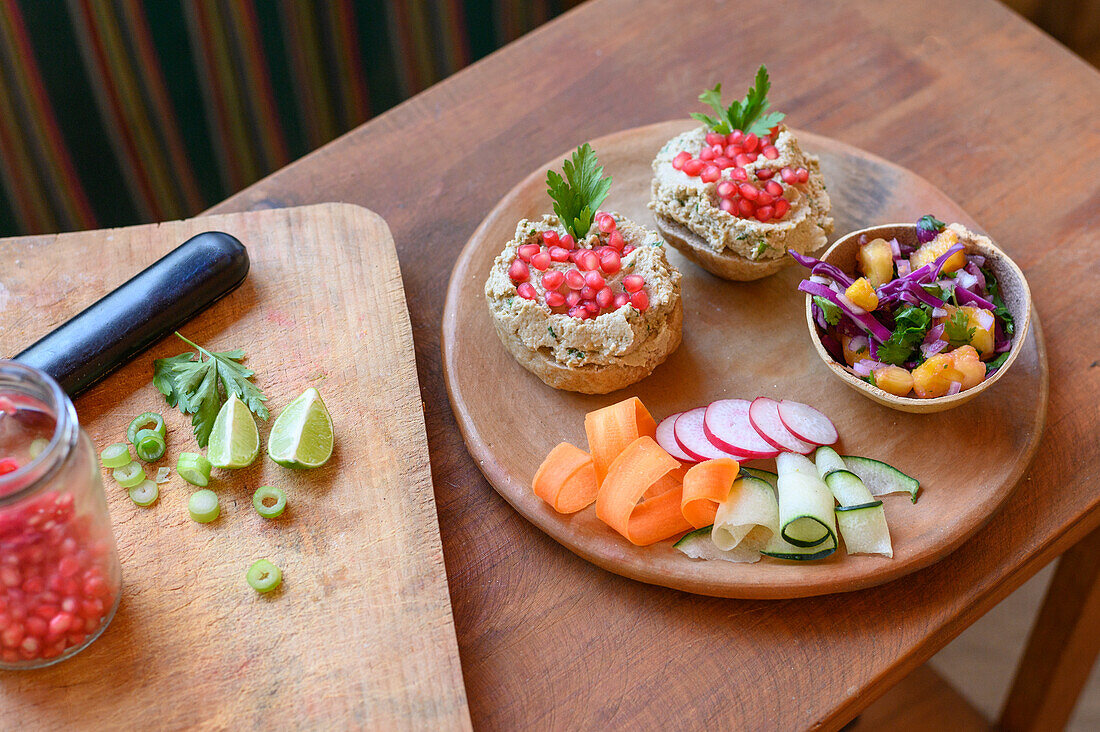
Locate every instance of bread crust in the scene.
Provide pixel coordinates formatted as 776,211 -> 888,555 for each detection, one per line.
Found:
654,215 -> 791,281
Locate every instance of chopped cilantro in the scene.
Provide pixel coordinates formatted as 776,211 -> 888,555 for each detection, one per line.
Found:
752,240 -> 771,258
566,348 -> 585,359
813,296 -> 841,325
877,305 -> 930,365
548,326 -> 558,339
985,351 -> 1011,373
944,308 -> 975,348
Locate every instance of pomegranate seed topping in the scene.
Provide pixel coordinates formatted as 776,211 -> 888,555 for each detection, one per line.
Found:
542,270 -> 564,290
711,143 -> 726,157
579,285 -> 597,300
545,291 -> 566,308
584,270 -> 606,290
705,132 -> 725,146
713,156 -> 733,169
630,291 -> 650,311
719,198 -> 735,213
516,283 -> 536,300
738,198 -> 755,217
518,243 -> 539,262
508,259 -> 529,283
623,275 -> 645,293
762,145 -> 779,159
548,246 -> 570,262
755,205 -> 774,222
682,159 -> 704,176
564,269 -> 585,290
725,144 -> 743,158
730,167 -> 748,182
699,147 -> 715,161
599,250 -> 621,274
597,214 -> 616,233
672,151 -> 691,170
716,180 -> 735,198
578,251 -> 599,272
567,305 -> 587,319
622,244 -> 635,255
765,180 -> 784,197
774,198 -> 791,218
728,130 -> 744,144
584,300 -> 601,316
734,153 -> 753,168
596,287 -> 614,309
743,133 -> 759,152
757,191 -> 774,206
700,165 -> 720,183
566,292 -> 582,309
607,231 -> 625,252
560,234 -> 576,250
780,167 -> 797,184
531,252 -> 551,271
796,167 -> 810,183
613,292 -> 630,309
738,183 -> 759,201
541,230 -> 560,248
756,168 -> 775,180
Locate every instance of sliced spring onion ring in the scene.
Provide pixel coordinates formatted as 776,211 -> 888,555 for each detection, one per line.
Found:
246,559 -> 282,593
155,467 -> 171,484
100,443 -> 132,469
134,428 -> 166,462
127,412 -> 166,444
112,462 -> 146,488
188,489 -> 220,523
29,438 -> 50,460
252,486 -> 287,519
177,453 -> 212,487
128,479 -> 159,507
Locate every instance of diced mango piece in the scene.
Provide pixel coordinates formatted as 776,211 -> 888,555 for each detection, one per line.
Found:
872,365 -> 914,397
857,237 -> 894,287
910,229 -> 966,273
936,305 -> 995,358
911,354 -> 965,398
951,345 -> 986,390
844,277 -> 879,312
841,333 -> 870,366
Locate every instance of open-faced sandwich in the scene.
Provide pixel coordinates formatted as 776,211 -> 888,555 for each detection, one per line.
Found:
485,144 -> 682,394
649,65 -> 833,281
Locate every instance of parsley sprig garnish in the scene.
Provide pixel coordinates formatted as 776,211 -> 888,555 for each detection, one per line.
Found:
546,143 -> 612,241
153,332 -> 269,447
691,65 -> 786,136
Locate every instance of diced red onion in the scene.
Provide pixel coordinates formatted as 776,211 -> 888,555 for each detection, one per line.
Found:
969,254 -> 986,267
964,261 -> 987,292
853,359 -> 885,376
924,322 -> 945,344
888,238 -> 901,259
955,270 -> 979,291
836,291 -> 867,315
920,339 -> 948,359
897,260 -> 912,278
932,306 -> 947,318
849,335 -> 869,352
995,338 -> 1012,353
809,274 -> 831,285
976,309 -> 995,331
946,381 -> 962,396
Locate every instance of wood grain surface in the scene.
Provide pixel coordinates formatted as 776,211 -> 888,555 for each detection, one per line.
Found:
202,0 -> 1099,728
0,204 -> 470,730
442,121 -> 1047,598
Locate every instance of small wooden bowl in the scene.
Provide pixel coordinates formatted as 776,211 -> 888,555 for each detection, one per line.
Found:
805,223 -> 1032,413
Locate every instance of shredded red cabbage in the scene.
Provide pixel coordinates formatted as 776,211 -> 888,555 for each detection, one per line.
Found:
798,280 -> 892,342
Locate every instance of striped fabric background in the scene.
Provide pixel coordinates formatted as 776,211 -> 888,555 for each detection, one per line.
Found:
0,0 -> 583,237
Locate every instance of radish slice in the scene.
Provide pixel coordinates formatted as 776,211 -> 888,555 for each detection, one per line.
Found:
748,398 -> 815,454
777,400 -> 838,446
704,400 -> 780,460
674,408 -> 732,461
656,412 -> 697,463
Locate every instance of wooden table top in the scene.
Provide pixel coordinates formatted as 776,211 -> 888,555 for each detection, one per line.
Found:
209,0 -> 1100,728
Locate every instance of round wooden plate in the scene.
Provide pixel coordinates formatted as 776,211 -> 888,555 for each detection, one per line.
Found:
441,120 -> 1048,599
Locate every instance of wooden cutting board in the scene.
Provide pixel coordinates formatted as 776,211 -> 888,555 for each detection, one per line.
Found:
0,204 -> 471,730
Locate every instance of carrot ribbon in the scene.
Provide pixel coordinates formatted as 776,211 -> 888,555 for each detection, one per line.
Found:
595,436 -> 693,546
584,396 -> 657,486
681,458 -> 740,529
532,442 -> 599,514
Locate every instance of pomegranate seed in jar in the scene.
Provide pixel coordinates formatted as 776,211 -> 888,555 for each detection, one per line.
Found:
599,250 -> 621,274
541,230 -> 560,248
622,275 -> 645,293
564,269 -> 585,290
719,198 -> 735,213
584,270 -> 606,290
700,165 -> 720,183
765,180 -> 784,197
508,259 -> 529,283
682,159 -> 704,176
596,287 -> 614,309
545,291 -> 566,308
774,198 -> 791,218
549,246 -> 570,262
542,270 -> 564,290
630,291 -> 650,311
705,132 -> 725,146
730,167 -> 748,182
613,292 -> 630,309
560,234 -> 576,250
516,283 -> 537,300
738,198 -> 755,217
755,206 -> 774,222
756,168 -> 775,180
780,167 -> 797,184
565,291 -> 582,308
699,147 -> 715,161
762,145 -> 779,159
531,252 -> 551,271
672,151 -> 691,170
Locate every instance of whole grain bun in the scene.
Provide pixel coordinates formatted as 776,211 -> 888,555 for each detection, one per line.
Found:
653,214 -> 793,281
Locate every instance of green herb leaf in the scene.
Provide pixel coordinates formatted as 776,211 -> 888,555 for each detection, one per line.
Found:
813,296 -> 841,325
693,65 -> 786,137
944,309 -> 975,348
877,305 -> 930,365
153,332 -> 269,447
546,143 -> 612,240
985,351 -> 1011,373
982,267 -> 1015,336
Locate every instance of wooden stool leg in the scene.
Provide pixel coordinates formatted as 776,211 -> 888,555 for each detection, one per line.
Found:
999,524 -> 1100,732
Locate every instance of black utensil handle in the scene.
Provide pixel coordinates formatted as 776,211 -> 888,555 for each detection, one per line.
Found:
14,231 -> 249,395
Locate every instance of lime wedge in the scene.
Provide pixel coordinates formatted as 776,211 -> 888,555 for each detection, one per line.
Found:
267,388 -> 333,469
207,394 -> 260,469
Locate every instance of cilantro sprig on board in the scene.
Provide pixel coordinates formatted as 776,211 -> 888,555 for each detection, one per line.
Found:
691,65 -> 786,136
153,332 -> 269,447
546,143 -> 612,241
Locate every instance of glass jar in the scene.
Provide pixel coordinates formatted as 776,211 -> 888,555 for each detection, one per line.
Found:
0,361 -> 121,669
